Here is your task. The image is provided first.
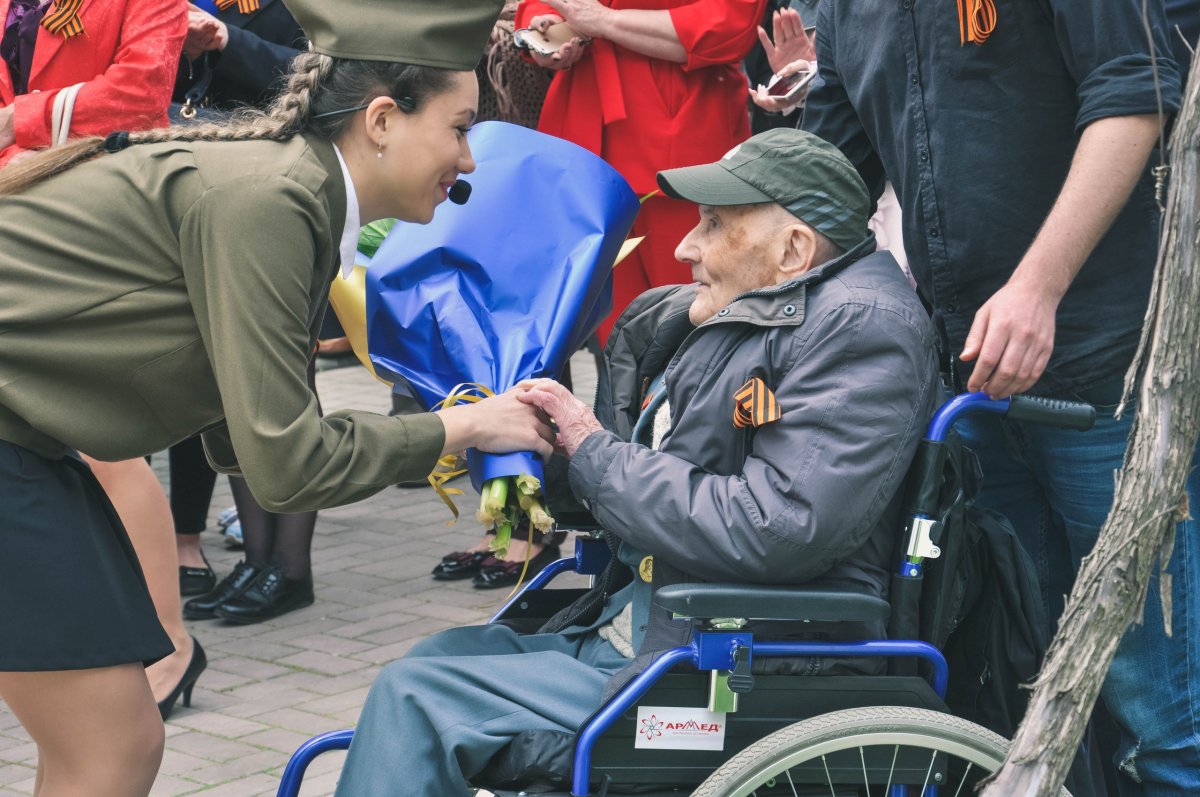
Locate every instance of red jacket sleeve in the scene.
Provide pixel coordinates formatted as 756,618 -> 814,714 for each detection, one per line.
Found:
515,0 -> 557,29
12,0 -> 187,150
670,0 -> 766,71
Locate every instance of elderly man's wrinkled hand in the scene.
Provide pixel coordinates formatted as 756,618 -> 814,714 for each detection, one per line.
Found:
517,379 -> 603,458
468,389 -> 557,460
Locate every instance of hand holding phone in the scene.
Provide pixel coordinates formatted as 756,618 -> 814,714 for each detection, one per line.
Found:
514,22 -> 588,57
765,64 -> 817,103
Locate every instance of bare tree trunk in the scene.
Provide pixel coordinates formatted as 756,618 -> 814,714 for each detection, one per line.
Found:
981,56 -> 1200,796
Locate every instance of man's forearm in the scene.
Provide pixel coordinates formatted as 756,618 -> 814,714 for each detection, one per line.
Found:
1010,114 -> 1162,298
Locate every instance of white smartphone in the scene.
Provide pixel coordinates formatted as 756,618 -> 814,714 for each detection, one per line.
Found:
765,65 -> 818,103
514,22 -> 585,57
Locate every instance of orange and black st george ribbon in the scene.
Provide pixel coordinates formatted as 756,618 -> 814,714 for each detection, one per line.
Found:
958,0 -> 997,46
733,377 -> 782,429
41,0 -> 84,38
216,0 -> 262,13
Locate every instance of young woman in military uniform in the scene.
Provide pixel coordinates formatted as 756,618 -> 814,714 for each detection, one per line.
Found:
0,1 -> 549,793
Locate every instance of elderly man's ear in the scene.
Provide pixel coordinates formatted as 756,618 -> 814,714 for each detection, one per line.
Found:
774,222 -> 822,280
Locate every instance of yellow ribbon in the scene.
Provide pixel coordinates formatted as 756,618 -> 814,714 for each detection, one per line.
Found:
327,264 -> 387,382
328,268 -> 484,521
427,383 -> 498,523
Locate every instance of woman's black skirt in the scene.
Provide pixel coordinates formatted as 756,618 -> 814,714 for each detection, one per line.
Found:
0,440 -> 173,671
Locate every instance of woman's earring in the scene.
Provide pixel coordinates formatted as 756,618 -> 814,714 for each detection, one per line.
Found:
377,138 -> 385,159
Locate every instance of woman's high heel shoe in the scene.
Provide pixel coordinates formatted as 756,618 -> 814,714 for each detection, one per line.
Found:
158,636 -> 207,721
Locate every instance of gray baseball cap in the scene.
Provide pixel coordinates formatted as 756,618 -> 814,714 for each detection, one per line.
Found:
656,128 -> 871,251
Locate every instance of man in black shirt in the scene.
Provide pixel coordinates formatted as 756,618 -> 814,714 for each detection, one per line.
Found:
803,1 -> 1196,793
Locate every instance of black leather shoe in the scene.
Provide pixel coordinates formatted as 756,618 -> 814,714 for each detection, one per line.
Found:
214,566 -> 314,625
158,636 -> 207,721
431,549 -> 490,580
179,551 -> 217,597
183,560 -> 261,620
473,545 -> 561,590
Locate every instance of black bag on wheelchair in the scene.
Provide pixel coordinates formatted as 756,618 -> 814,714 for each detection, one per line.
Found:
891,427 -> 1049,739
894,410 -> 1106,797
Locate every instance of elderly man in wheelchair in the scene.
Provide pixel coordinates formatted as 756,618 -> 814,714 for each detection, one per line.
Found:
316,127 -> 967,797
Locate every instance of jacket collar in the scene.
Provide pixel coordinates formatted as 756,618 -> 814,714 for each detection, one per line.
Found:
698,233 -> 877,330
302,133 -> 349,281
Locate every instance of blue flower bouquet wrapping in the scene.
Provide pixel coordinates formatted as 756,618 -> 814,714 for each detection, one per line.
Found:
364,121 -> 640,546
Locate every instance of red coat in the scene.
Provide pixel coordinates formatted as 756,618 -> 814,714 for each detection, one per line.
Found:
0,0 -> 186,165
516,0 -> 765,194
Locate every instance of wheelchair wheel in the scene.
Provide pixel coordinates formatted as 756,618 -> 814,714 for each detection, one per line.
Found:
691,706 -> 1071,797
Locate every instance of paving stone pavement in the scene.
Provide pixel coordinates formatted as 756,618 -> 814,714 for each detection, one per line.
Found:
0,353 -> 597,797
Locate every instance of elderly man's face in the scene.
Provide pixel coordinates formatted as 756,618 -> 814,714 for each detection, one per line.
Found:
675,204 -> 783,325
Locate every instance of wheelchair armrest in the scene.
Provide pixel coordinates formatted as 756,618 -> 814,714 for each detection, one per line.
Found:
653,583 -> 890,623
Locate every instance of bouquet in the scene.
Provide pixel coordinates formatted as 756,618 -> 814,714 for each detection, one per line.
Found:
363,122 -> 640,555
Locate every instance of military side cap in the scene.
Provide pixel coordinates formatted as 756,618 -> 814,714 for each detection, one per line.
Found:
657,128 -> 871,251
283,0 -> 504,70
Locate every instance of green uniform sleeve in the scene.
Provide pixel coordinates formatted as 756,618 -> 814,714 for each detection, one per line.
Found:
179,175 -> 445,511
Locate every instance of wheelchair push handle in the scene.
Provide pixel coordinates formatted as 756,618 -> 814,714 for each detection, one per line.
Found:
1005,394 -> 1096,430
926,391 -> 1096,441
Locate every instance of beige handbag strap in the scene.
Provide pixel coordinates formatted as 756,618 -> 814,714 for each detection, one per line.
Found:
50,82 -> 85,147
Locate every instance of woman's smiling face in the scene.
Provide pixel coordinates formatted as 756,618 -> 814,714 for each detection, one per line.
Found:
383,70 -> 478,223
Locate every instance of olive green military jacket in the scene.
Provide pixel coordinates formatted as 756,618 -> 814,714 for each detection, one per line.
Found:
0,134 -> 444,511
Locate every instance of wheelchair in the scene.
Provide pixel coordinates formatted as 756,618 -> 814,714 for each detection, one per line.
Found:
277,392 -> 1094,797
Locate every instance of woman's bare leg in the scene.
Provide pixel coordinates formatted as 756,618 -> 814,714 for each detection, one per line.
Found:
0,665 -> 164,797
82,456 -> 193,702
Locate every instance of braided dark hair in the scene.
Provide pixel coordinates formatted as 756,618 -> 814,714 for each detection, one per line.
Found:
0,48 -> 455,196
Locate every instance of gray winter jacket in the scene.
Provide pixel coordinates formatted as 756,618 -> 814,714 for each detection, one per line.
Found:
547,242 -> 940,693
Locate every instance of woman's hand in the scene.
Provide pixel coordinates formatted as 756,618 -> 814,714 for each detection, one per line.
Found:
517,379 -> 604,458
542,0 -> 613,40
758,7 -> 814,76
436,388 -> 556,459
749,58 -> 813,115
183,4 -> 228,60
526,13 -> 589,71
0,106 -> 14,151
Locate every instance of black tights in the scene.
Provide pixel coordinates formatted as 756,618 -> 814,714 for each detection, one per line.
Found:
229,476 -> 316,580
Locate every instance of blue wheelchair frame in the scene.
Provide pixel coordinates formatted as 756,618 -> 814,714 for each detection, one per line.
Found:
276,392 -> 1093,797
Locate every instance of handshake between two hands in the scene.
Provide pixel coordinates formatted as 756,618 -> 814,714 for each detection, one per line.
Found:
514,378 -> 603,460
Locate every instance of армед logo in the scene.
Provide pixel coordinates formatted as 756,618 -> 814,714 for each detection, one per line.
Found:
639,714 -> 664,741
